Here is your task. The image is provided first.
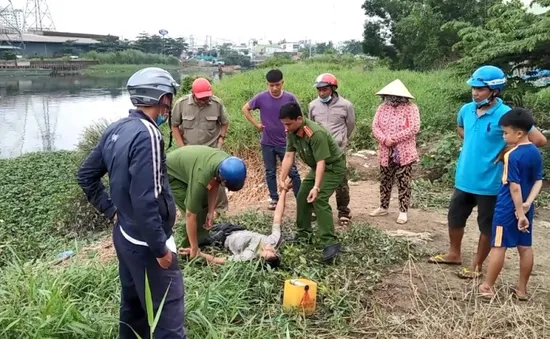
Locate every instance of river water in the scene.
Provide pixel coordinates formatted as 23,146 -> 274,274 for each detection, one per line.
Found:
0,72 -> 218,159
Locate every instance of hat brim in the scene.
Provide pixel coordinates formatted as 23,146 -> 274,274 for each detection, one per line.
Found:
194,90 -> 213,99
467,78 -> 487,87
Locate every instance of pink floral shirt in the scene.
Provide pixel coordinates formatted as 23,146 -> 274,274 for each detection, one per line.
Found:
372,102 -> 421,167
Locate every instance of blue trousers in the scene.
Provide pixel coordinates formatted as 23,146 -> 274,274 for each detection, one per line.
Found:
113,226 -> 186,339
261,144 -> 301,201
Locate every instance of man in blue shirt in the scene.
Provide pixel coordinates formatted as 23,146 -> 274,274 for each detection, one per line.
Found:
429,66 -> 547,279
77,68 -> 186,338
478,108 -> 543,300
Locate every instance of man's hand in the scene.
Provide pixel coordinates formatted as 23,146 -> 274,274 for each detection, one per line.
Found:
307,187 -> 319,203
518,215 -> 530,233
282,177 -> 292,191
278,177 -> 289,191
384,138 -> 395,147
255,123 -> 265,132
157,250 -> 173,269
179,246 -> 200,258
204,211 -> 216,230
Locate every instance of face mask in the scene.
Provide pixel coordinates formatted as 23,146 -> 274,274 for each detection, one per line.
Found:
473,97 -> 490,108
319,95 -> 332,103
156,114 -> 166,126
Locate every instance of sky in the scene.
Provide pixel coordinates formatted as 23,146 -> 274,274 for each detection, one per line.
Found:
8,0 -> 544,44
10,0 -> 366,44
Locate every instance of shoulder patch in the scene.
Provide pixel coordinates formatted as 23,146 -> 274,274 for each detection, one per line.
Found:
303,126 -> 314,137
211,95 -> 223,105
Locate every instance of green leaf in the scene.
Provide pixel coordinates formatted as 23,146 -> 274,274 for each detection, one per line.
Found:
121,321 -> 143,339
144,270 -> 154,327
151,279 -> 173,333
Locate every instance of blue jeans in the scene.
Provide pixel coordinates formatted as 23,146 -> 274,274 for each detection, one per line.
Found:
261,144 -> 301,201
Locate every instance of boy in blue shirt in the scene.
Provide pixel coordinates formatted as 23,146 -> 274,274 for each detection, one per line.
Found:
478,108 -> 543,300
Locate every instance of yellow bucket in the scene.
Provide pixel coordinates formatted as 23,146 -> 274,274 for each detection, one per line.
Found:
282,278 -> 317,315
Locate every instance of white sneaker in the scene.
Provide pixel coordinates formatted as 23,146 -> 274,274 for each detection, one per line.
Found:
369,207 -> 388,217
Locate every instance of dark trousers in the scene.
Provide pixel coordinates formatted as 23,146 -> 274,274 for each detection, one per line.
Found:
113,225 -> 186,339
261,144 -> 301,201
335,164 -> 351,218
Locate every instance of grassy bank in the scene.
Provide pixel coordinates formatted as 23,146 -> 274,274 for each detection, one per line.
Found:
1,59 -> 549,338
0,212 -> 416,338
83,64 -> 181,77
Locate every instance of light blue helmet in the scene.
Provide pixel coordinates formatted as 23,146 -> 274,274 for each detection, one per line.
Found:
219,156 -> 247,191
467,65 -> 506,91
127,67 -> 179,106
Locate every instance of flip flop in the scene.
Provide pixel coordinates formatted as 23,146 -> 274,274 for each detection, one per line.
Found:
427,254 -> 462,265
457,267 -> 482,279
339,216 -> 351,226
477,284 -> 495,300
509,287 -> 529,301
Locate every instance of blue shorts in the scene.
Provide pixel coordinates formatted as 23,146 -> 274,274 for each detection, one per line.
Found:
491,211 -> 533,248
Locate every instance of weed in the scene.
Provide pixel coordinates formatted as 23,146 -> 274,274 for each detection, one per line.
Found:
0,213 -> 417,338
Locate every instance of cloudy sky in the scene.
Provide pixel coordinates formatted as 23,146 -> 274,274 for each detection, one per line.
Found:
14,0 -> 366,44
11,0 -> 543,44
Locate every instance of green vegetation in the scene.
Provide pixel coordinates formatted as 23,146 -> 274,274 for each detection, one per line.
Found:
84,64 -> 180,77
82,50 -> 180,65
0,211 -> 415,338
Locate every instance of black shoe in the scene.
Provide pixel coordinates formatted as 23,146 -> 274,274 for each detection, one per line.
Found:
323,243 -> 341,263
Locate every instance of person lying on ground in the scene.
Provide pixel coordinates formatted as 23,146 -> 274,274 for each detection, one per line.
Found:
178,178 -> 293,267
478,108 -> 543,301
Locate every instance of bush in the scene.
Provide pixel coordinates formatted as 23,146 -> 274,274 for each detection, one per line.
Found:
0,152 -> 111,263
82,50 -> 180,65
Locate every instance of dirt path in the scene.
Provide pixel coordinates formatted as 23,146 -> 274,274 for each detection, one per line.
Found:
228,177 -> 550,313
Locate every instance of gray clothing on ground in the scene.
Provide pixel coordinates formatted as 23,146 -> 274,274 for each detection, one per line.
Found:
223,224 -> 280,262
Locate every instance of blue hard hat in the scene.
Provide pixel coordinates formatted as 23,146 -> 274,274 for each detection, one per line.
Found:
219,156 -> 247,191
467,65 -> 506,91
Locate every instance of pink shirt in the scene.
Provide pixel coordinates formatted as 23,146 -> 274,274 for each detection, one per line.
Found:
372,102 -> 421,167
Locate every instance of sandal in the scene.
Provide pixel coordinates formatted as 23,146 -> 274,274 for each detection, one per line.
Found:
268,201 -> 277,211
427,254 -> 462,265
477,284 -> 496,300
339,216 -> 351,226
457,267 -> 482,279
509,287 -> 528,301
369,208 -> 388,217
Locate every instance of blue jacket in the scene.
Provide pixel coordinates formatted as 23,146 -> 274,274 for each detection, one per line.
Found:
77,109 -> 177,258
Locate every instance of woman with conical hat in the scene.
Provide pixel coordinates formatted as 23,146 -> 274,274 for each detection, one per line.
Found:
369,79 -> 420,224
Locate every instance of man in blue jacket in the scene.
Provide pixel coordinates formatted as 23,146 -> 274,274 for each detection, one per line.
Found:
77,67 -> 186,338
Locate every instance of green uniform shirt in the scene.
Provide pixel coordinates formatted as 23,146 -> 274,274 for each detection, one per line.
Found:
286,118 -> 343,168
166,145 -> 230,214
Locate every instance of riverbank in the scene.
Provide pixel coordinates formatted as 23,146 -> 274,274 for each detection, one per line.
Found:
1,60 -> 549,338
82,63 -> 182,77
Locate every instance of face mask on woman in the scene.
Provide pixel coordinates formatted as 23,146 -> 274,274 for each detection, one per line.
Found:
383,95 -> 409,106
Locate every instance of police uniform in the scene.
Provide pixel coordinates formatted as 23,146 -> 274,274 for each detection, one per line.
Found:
171,94 -> 229,212
166,145 -> 231,248
287,118 -> 345,246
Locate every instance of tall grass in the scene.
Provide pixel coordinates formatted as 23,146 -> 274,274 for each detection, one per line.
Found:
0,212 -> 415,338
82,50 -> 180,65
210,62 -> 466,152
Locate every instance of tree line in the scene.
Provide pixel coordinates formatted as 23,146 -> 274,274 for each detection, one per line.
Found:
361,0 -> 550,73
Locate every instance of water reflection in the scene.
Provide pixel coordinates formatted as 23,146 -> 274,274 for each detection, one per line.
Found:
0,77 -> 132,159
0,70 -> 221,159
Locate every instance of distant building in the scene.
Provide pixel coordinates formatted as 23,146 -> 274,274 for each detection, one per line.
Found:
280,42 -> 303,53
254,44 -> 284,56
0,31 -> 105,57
0,7 -> 23,31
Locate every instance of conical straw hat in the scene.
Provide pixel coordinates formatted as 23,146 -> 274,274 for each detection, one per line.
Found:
375,79 -> 414,99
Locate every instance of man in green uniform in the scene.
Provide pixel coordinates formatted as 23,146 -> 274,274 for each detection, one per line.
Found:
171,77 -> 230,213
278,102 -> 345,263
167,145 -> 247,258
